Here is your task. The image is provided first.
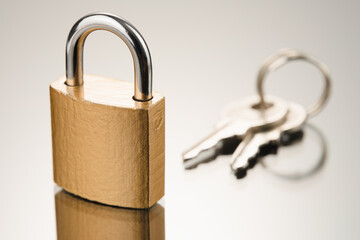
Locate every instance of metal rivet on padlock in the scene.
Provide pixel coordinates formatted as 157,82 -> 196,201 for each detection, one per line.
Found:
50,12 -> 165,208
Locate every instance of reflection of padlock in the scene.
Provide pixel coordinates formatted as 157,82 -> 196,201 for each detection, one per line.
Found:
50,13 -> 165,208
55,190 -> 165,240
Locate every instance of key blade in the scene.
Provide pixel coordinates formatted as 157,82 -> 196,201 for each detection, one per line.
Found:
278,102 -> 307,146
182,95 -> 289,170
280,129 -> 304,146
183,121 -> 248,164
230,130 -> 280,178
230,101 -> 308,178
183,96 -> 289,162
183,141 -> 222,169
183,135 -> 243,169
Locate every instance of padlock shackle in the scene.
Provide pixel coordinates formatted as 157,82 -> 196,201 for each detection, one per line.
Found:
65,12 -> 153,101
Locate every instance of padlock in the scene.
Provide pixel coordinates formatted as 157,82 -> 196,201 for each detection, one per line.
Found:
50,13 -> 165,209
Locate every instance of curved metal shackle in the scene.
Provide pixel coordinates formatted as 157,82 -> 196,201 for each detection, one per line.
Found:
256,49 -> 331,118
65,12 -> 153,101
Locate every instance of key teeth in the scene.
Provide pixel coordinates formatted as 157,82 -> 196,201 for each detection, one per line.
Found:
220,136 -> 242,155
234,156 -> 259,179
281,130 -> 304,146
247,156 -> 258,169
234,141 -> 279,180
258,140 -> 279,157
235,168 -> 247,179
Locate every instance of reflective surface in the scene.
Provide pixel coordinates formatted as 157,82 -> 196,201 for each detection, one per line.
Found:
1,0 -> 360,239
55,190 -> 164,239
262,123 -> 327,180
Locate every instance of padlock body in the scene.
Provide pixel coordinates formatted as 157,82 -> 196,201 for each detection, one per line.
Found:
50,75 -> 165,208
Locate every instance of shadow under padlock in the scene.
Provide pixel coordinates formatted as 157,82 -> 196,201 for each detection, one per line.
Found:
55,190 -> 165,240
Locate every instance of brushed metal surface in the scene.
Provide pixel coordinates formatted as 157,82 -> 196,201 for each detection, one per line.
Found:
50,75 -> 165,208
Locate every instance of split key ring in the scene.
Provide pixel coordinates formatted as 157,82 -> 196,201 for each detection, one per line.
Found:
256,49 -> 331,118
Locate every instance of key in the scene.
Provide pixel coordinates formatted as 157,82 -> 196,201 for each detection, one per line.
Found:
230,101 -> 307,179
182,95 -> 289,169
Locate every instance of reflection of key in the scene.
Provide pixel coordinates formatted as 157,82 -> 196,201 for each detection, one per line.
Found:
182,95 -> 288,169
230,101 -> 307,178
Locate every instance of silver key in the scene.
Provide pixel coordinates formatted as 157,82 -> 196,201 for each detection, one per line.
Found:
230,101 -> 307,178
182,95 -> 289,169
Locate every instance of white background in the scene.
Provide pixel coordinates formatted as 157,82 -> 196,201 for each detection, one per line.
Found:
0,0 -> 359,239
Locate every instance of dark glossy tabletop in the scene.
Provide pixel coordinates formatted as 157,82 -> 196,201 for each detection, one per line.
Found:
0,0 -> 359,239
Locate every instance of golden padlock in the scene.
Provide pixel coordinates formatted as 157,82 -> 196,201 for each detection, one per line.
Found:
50,13 -> 165,209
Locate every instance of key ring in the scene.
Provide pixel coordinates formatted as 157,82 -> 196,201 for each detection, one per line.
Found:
256,49 -> 331,118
